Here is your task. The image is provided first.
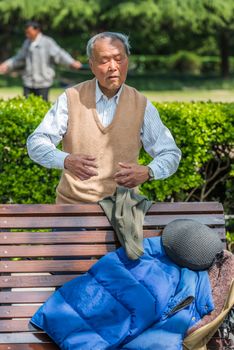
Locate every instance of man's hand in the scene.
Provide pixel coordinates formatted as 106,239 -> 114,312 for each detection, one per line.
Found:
0,62 -> 9,74
64,154 -> 98,181
70,60 -> 83,70
114,162 -> 150,188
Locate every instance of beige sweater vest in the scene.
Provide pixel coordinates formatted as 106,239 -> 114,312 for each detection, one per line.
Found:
56,79 -> 147,203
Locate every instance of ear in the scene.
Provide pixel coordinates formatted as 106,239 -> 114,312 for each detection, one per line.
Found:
89,58 -> 95,75
89,59 -> 93,70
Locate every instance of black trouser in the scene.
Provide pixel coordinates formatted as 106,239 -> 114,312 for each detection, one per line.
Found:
23,86 -> 50,101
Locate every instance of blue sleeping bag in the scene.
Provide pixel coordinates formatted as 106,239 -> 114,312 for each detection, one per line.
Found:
31,237 -> 214,349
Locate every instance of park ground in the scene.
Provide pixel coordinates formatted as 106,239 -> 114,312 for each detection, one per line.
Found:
1,87 -> 234,103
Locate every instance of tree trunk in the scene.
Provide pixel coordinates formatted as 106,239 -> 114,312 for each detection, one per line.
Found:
219,31 -> 229,78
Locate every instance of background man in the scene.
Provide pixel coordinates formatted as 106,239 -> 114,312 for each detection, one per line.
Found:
0,20 -> 82,101
27,32 -> 181,203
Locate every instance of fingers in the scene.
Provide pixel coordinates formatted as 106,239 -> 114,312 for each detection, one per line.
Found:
114,163 -> 134,188
118,162 -> 131,169
71,61 -> 83,70
82,157 -> 98,168
114,163 -> 149,188
116,176 -> 135,188
80,156 -> 98,177
114,163 -> 134,179
64,154 -> 98,180
114,172 -> 135,188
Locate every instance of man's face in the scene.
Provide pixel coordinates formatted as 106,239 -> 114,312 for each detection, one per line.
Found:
25,26 -> 40,41
89,37 -> 129,98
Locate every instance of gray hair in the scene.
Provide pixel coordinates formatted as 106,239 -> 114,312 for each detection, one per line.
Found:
86,32 -> 131,59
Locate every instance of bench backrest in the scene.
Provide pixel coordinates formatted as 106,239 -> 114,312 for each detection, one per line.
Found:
0,202 -> 225,348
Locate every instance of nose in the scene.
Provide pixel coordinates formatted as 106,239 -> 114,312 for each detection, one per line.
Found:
108,59 -> 118,71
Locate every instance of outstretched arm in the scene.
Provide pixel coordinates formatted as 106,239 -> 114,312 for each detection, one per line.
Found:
49,38 -> 82,70
0,41 -> 28,73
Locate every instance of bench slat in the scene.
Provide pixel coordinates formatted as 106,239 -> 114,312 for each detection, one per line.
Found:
0,305 -> 41,318
0,244 -> 115,257
0,213 -> 225,228
0,291 -> 53,304
0,318 -> 41,332
0,202 -> 224,216
0,259 -> 97,273
0,330 -> 54,343
0,345 -> 57,350
0,275 -> 77,288
144,214 -> 225,226
0,227 -> 225,244
0,321 -> 38,333
0,229 -> 162,244
0,231 -> 116,244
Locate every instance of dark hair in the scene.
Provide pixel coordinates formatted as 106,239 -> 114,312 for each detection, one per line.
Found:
25,21 -> 41,30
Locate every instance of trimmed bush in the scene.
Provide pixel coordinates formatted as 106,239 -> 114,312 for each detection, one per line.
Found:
140,101 -> 234,213
0,97 -> 233,214
168,51 -> 202,75
0,96 -> 60,204
128,55 -> 234,75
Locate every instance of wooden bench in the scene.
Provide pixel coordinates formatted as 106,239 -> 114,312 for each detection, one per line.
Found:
0,202 -> 226,349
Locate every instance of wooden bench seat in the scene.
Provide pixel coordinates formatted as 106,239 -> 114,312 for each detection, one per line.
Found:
0,202 -> 226,349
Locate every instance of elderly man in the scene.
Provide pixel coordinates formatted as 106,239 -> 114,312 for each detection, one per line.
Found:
0,20 -> 82,101
27,32 -> 181,203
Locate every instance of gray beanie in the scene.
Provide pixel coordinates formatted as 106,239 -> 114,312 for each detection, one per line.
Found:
162,219 -> 223,271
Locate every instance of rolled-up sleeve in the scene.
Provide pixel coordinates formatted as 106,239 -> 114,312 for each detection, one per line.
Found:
141,100 -> 181,180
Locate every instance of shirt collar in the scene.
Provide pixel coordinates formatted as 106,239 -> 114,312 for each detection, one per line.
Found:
95,79 -> 123,104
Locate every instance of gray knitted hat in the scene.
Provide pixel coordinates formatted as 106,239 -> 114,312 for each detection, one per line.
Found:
162,219 -> 223,271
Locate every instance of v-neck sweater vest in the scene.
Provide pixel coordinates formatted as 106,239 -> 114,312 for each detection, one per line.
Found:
56,79 -> 147,203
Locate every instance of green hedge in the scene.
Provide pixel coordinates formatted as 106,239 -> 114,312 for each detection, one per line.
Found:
128,54 -> 234,75
0,96 -> 233,214
0,96 -> 60,204
140,102 -> 234,214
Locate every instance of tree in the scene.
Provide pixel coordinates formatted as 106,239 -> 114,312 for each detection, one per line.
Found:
158,0 -> 234,77
0,0 -> 100,30
0,0 -> 100,59
99,0 -> 163,54
0,0 -> 233,76
201,0 -> 234,78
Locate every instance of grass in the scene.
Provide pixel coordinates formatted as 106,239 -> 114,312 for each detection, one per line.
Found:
142,89 -> 234,102
0,72 -> 234,102
1,86 -> 234,103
